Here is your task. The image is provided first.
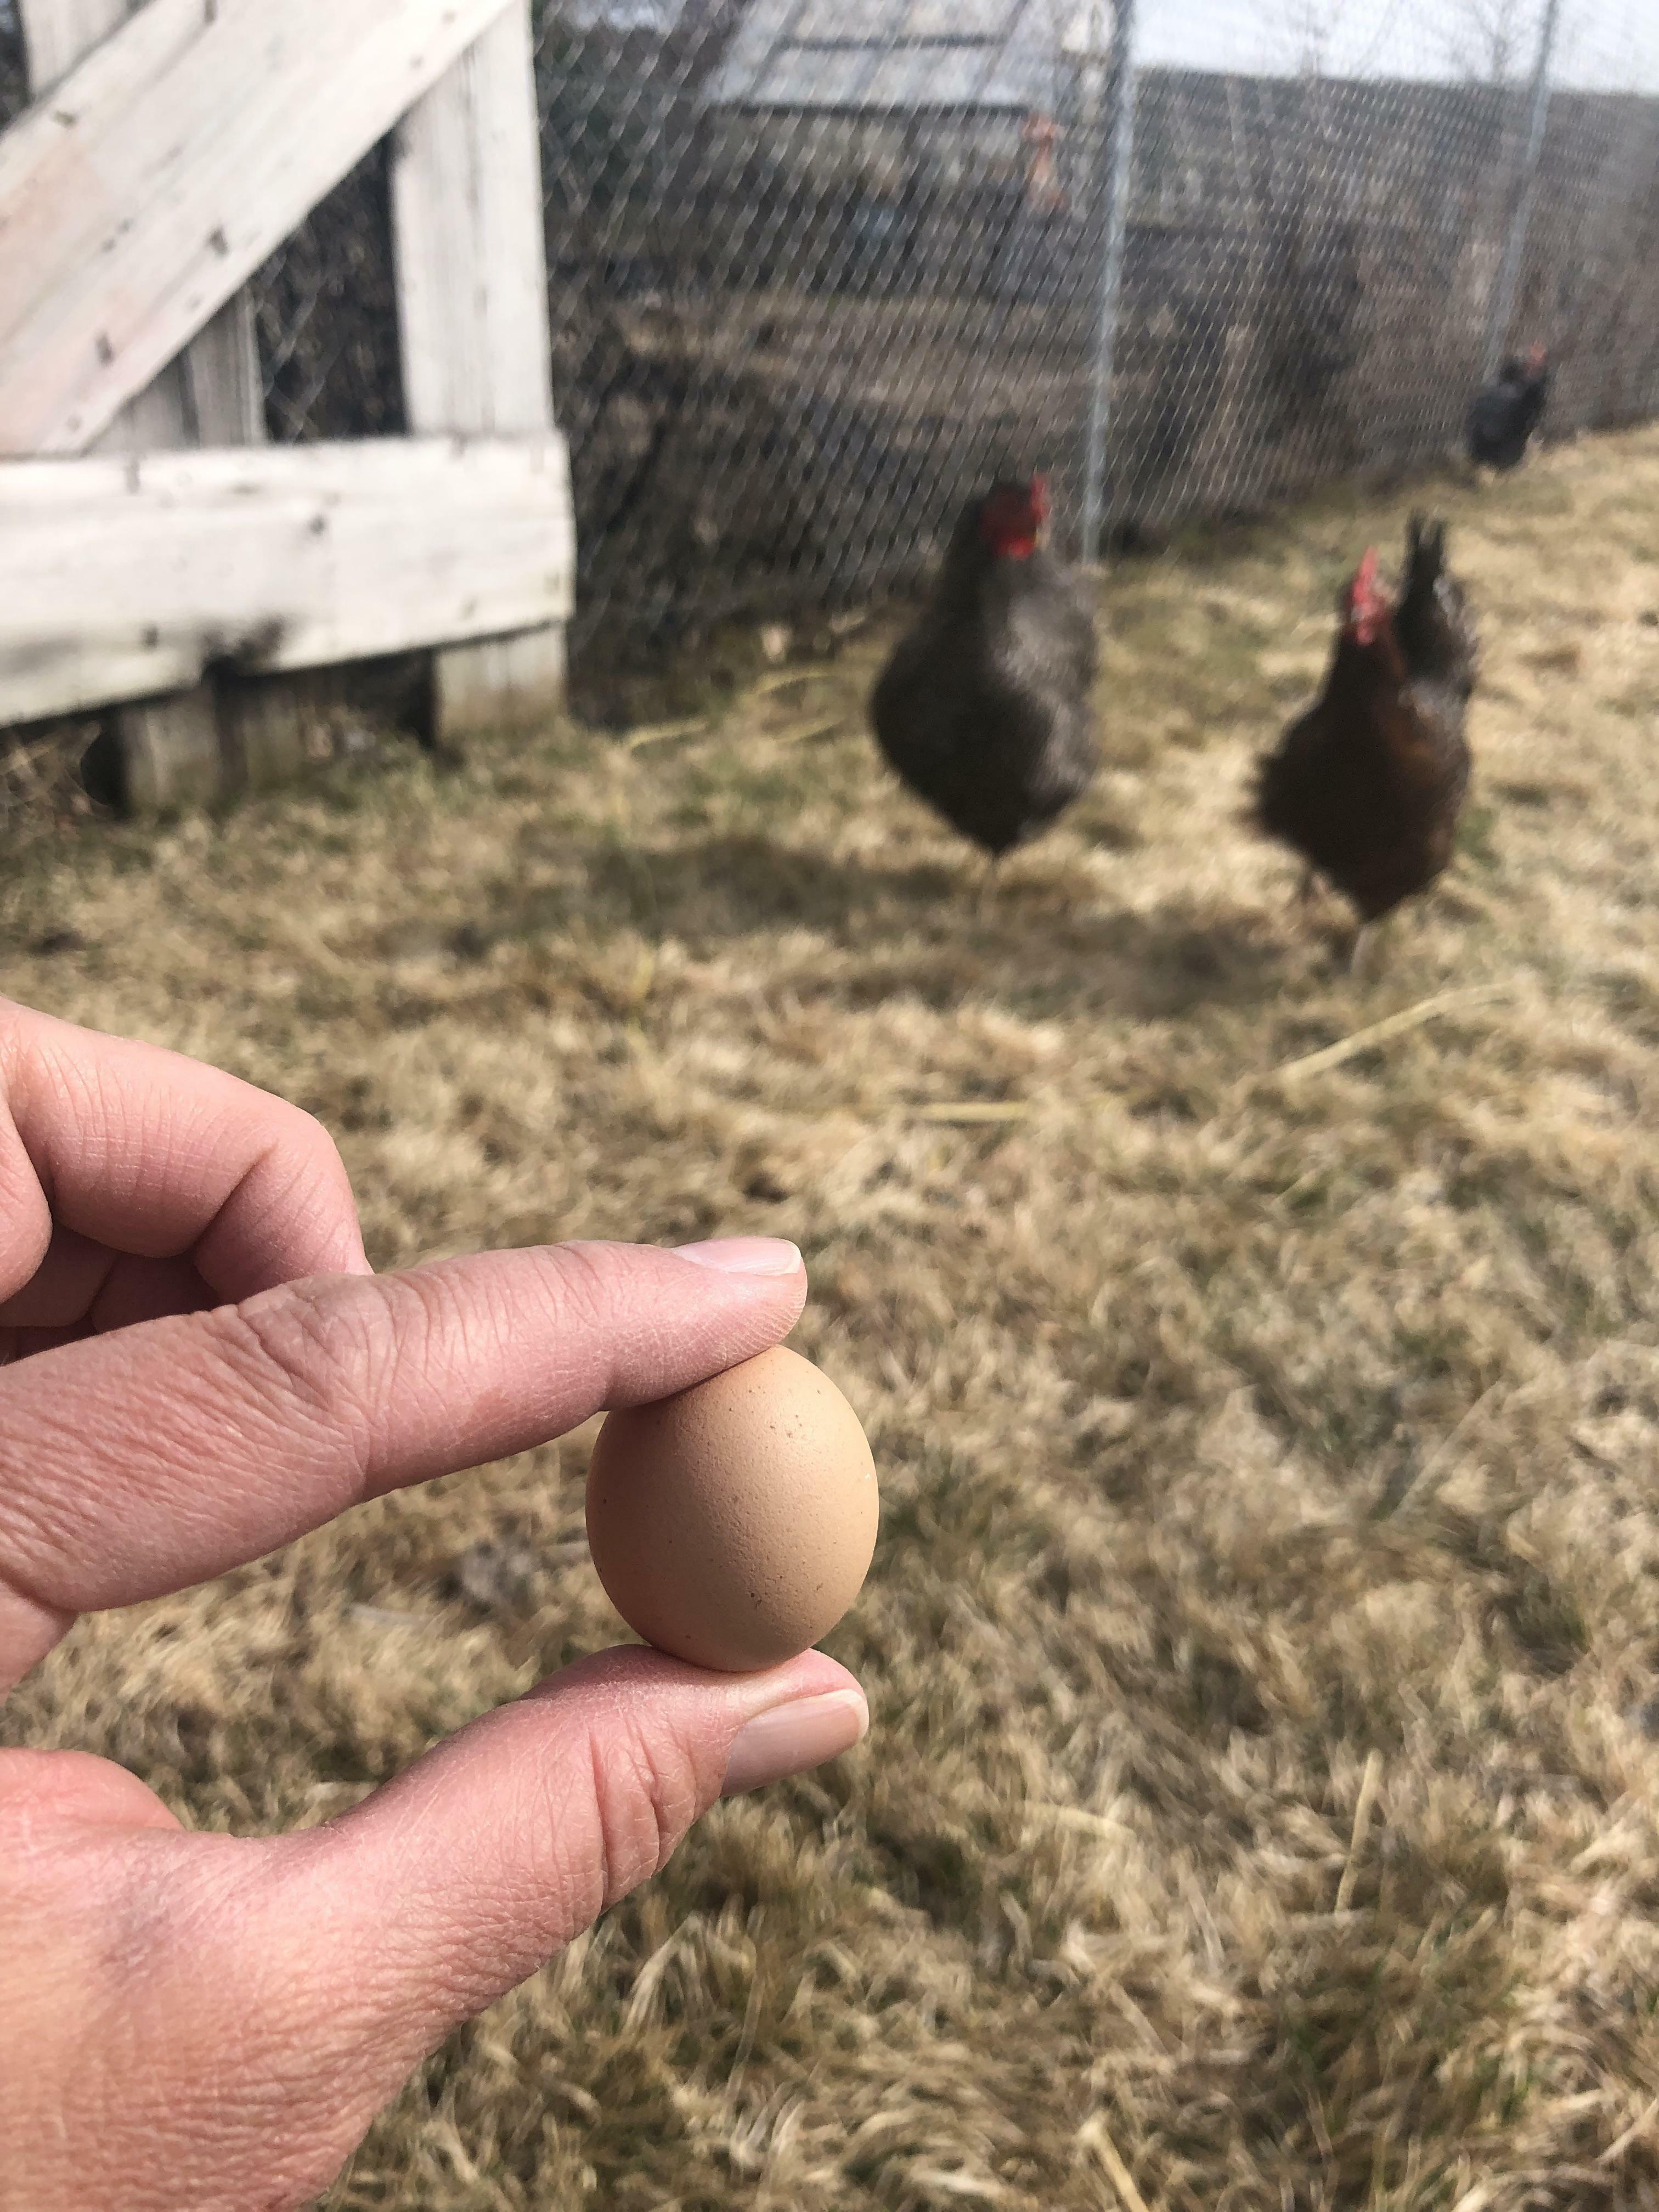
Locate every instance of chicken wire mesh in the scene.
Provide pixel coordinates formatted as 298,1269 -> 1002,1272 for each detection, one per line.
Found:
0,6 -> 21,129
5,1 -> 1659,674
517,0 -> 1659,661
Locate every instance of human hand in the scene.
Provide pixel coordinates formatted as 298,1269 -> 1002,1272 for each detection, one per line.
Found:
0,1000 -> 868,2212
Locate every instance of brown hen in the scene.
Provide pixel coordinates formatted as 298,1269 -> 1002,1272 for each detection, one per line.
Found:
1255,515 -> 1477,968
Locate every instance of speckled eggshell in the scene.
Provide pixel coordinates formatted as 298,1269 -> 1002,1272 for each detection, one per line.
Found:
584,1346 -> 879,1673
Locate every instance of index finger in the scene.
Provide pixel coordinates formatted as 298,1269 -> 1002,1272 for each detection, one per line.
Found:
0,1000 -> 369,1307
0,1237 -> 808,1689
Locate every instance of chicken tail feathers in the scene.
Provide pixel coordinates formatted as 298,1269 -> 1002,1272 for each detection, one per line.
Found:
1403,514 -> 1447,599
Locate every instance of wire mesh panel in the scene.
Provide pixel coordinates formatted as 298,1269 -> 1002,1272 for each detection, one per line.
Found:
525,0 -> 1659,657
251,148 -> 407,449
1517,87 -> 1659,431
538,0 -> 1116,649
6,0 -> 1658,671
0,1 -> 25,128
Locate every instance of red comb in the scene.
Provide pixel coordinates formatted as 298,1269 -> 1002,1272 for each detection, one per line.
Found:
979,477 -> 1047,558
1345,547 -> 1387,642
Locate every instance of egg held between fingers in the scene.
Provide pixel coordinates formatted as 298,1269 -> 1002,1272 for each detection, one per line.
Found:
585,1346 -> 879,1673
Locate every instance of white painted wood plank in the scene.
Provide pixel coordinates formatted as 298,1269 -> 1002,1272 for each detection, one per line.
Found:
430,623 -> 569,736
18,0 -> 273,810
0,433 -> 574,725
117,686 -> 224,816
393,2 -> 552,436
180,300 -> 267,449
18,0 -> 238,461
393,1 -> 565,734
18,0 -> 266,455
14,0 -> 189,100
0,0 -> 516,456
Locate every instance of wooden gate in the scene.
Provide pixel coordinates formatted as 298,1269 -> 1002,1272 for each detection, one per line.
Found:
0,0 -> 572,812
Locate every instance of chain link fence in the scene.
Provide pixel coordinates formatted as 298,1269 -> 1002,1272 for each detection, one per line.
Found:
531,0 -> 1659,661
5,1 -> 1658,680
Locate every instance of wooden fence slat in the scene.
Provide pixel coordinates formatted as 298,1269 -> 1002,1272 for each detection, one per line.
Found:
18,0 -> 287,810
0,434 -> 574,728
179,301 -> 268,449
0,0 -> 517,456
10,0 -> 196,109
392,1 -> 566,738
393,4 -> 552,434
13,0 -> 106,86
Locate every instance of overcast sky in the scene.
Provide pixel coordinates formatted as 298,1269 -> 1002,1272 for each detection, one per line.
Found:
1126,0 -> 1659,91
674,0 -> 1659,97
4,0 -> 1649,93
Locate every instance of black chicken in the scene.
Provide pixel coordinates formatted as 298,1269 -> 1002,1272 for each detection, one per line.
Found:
1255,515 -> 1477,971
869,476 -> 1098,875
1466,345 -> 1550,471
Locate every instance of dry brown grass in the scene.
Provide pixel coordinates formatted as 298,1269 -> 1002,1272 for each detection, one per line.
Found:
5,426 -> 1659,2210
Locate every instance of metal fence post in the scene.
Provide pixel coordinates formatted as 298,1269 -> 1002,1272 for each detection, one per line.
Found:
1481,0 -> 1565,381
1080,0 -> 1137,562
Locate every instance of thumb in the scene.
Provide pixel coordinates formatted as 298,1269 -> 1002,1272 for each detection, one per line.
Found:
260,1645 -> 866,2090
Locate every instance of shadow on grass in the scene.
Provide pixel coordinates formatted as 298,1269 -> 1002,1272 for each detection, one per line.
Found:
487,828 -> 1295,1022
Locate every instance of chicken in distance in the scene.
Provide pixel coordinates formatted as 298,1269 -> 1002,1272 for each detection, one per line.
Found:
1466,344 -> 1550,472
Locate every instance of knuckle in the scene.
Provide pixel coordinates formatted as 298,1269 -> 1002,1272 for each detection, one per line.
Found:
584,1712 -> 706,1915
540,1243 -> 619,1339
383,1264 -> 478,1387
258,1101 -> 357,1220
285,1103 -> 350,1183
208,1282 -> 382,1468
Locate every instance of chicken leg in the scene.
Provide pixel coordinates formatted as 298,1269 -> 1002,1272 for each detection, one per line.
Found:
1349,921 -> 1383,979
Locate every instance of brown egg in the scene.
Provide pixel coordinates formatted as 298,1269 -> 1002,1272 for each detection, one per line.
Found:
585,1346 -> 879,1673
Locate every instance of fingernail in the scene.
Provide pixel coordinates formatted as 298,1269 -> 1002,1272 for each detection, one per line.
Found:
672,1237 -> 802,1277
722,1688 -> 869,1795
